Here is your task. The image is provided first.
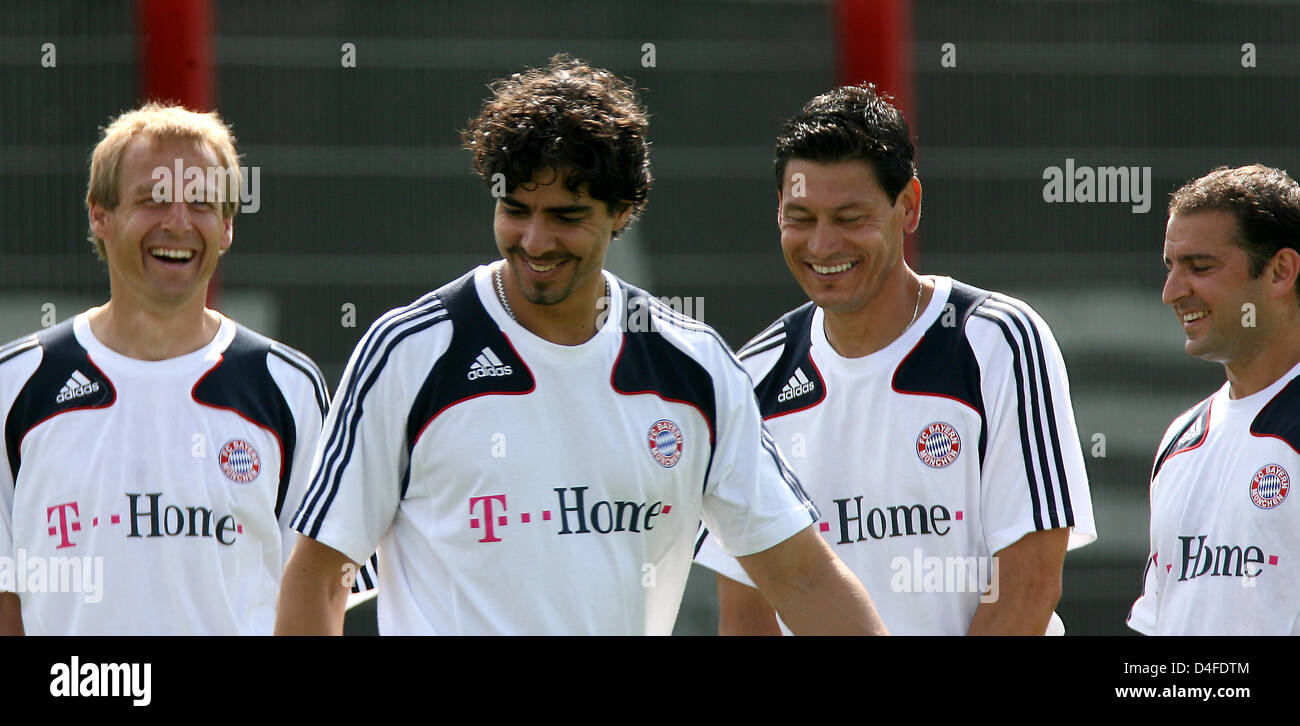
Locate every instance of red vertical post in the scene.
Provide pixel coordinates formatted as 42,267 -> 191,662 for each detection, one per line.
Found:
138,0 -> 221,304
835,0 -> 918,265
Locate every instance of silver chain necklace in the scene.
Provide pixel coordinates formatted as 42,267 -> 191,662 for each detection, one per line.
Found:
906,277 -> 924,330
494,263 -> 609,322
494,264 -> 515,320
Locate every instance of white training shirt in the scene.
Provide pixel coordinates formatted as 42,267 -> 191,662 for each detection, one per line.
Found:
695,276 -> 1096,635
1128,359 -> 1300,636
0,312 -> 326,635
291,266 -> 817,635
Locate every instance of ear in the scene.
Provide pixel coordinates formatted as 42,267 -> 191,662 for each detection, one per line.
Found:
776,188 -> 784,228
898,177 -> 922,234
611,202 -> 634,234
88,203 -> 111,242
1269,247 -> 1300,302
219,215 -> 234,256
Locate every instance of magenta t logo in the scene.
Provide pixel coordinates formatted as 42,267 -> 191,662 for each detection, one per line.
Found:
469,494 -> 508,543
46,501 -> 81,549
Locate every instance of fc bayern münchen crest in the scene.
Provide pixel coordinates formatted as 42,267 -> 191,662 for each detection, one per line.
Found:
220,439 -> 261,484
648,419 -> 684,468
1250,464 -> 1290,510
917,422 -> 961,468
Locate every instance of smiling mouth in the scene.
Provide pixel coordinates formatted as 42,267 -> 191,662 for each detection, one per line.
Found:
810,261 -> 856,275
525,258 -> 563,273
149,248 -> 196,265
1182,311 -> 1208,323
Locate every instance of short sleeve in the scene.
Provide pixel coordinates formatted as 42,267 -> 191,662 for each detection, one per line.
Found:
693,528 -> 756,585
698,343 -> 817,557
290,300 -> 451,565
0,339 -> 42,590
266,344 -> 329,571
1127,552 -> 1158,635
970,295 -> 1097,557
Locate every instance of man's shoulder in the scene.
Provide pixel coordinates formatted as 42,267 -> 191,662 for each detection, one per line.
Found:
616,277 -> 740,370
342,273 -> 470,374
1151,392 -> 1216,479
733,302 -> 825,417
1,317 -> 89,392
735,301 -> 817,364
0,329 -> 45,373
963,283 -> 1052,336
221,321 -> 329,411
1250,367 -> 1300,454
959,282 -> 1068,370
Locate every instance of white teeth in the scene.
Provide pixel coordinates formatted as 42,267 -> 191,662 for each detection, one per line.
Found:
150,248 -> 194,261
526,259 -> 560,272
1183,311 -> 1207,322
811,262 -> 854,274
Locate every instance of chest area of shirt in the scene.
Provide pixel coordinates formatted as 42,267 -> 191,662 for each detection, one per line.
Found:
1152,427 -> 1297,584
16,391 -> 284,544
766,390 -> 983,550
408,379 -> 712,520
768,384 -> 983,493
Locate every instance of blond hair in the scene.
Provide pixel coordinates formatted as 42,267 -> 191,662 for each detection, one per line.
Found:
85,103 -> 242,259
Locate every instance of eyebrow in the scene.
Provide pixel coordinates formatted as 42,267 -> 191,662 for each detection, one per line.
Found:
1163,252 -> 1218,267
501,196 -> 592,215
782,201 -> 866,214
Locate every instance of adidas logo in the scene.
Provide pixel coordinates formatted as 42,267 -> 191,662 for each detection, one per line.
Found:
467,347 -> 513,381
56,370 -> 100,403
1176,414 -> 1205,450
777,367 -> 815,403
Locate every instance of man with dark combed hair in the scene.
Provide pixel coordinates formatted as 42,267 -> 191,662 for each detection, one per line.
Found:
695,83 -> 1097,635
1129,164 -> 1300,636
276,57 -> 887,636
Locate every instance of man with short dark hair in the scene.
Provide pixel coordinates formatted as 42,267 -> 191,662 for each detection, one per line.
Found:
0,103 -> 327,635
1128,164 -> 1300,635
275,56 -> 886,636
694,84 -> 1097,635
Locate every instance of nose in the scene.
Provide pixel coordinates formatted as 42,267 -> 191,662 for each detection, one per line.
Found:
1162,267 -> 1187,307
806,218 -> 838,258
159,201 -> 194,234
518,213 -> 557,257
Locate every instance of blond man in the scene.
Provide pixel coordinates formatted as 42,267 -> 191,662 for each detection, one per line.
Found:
0,103 -> 326,635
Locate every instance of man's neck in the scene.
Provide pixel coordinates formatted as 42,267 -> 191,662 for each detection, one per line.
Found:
88,298 -> 221,361
1224,324 -> 1300,399
503,265 -> 607,347
823,273 -> 931,359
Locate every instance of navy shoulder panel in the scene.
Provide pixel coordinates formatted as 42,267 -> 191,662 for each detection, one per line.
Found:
403,272 -> 536,494
893,280 -> 991,462
1251,376 -> 1300,455
893,280 -> 991,412
5,319 -> 115,483
752,302 -> 826,419
610,282 -> 719,444
1152,397 -> 1213,480
193,325 -> 299,516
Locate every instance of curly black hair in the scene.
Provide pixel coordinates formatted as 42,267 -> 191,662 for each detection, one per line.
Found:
774,83 -> 915,202
461,54 -> 651,227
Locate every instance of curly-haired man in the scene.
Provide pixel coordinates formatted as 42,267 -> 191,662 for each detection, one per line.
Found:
275,56 -> 886,635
